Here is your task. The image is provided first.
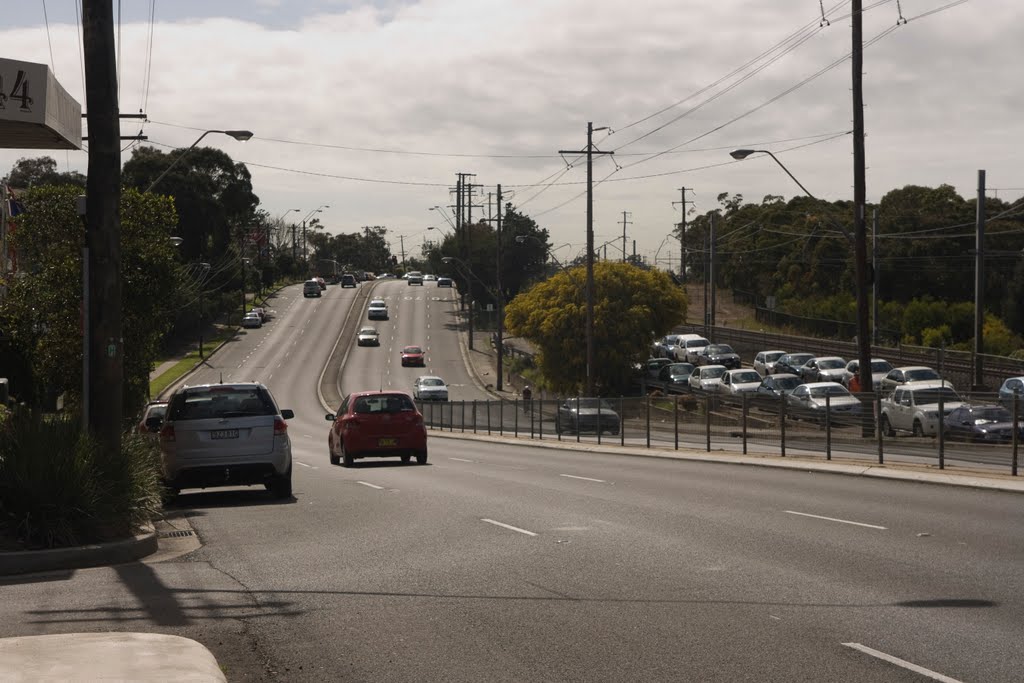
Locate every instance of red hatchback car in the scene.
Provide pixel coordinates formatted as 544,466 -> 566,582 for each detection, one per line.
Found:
401,345 -> 426,367
325,391 -> 428,466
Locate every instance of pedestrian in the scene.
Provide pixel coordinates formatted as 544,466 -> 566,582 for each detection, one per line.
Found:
848,373 -> 861,393
521,385 -> 532,413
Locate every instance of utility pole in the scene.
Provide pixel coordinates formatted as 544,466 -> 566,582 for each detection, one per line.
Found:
620,211 -> 632,263
399,235 -> 406,269
710,213 -> 717,328
495,185 -> 504,391
974,169 -> 986,390
673,187 -> 693,283
83,0 -> 122,449
560,122 -> 612,395
872,208 -> 879,345
852,0 -> 873,408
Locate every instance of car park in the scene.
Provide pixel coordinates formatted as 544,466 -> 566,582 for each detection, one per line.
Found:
679,335 -> 711,364
356,327 -> 380,346
943,404 -> 1023,442
719,369 -> 763,395
340,273 -> 357,288
437,276 -> 453,287
406,271 -> 424,286
697,343 -> 742,369
241,312 -> 263,329
841,358 -> 894,390
303,279 -> 322,298
786,382 -> 863,422
997,376 -> 1024,411
756,373 -> 802,398
401,345 -> 426,367
774,352 -> 814,377
879,366 -> 946,394
413,375 -> 449,401
688,364 -> 726,392
158,382 -> 295,500
137,400 -> 168,437
880,382 -> 963,437
798,356 -> 847,383
753,350 -> 787,376
657,362 -> 695,388
556,398 -> 620,435
367,299 -> 389,320
325,391 -> 427,466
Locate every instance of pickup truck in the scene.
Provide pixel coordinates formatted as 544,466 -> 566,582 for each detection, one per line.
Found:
880,382 -> 962,437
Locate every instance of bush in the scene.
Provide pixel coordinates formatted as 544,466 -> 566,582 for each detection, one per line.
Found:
0,409 -> 163,549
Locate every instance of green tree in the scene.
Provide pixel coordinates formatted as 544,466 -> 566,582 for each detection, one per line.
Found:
4,156 -> 86,189
505,262 -> 686,395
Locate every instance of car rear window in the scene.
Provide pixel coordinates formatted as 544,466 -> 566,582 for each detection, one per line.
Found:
353,395 -> 415,414
168,387 -> 276,420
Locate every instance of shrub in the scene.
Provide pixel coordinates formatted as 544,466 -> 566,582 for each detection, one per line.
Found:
0,409 -> 163,549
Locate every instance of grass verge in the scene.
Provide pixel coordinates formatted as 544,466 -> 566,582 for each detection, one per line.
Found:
149,329 -> 236,398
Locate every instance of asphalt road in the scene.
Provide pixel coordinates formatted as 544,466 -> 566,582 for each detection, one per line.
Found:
1,281 -> 1021,682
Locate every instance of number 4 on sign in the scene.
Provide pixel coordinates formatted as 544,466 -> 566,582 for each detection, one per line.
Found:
0,70 -> 34,111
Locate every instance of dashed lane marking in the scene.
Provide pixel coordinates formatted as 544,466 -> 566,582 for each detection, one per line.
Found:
841,643 -> 963,682
785,510 -> 887,530
481,519 -> 537,537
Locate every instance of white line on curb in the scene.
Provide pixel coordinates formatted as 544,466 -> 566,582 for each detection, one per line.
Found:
357,481 -> 384,490
785,510 -> 887,530
842,643 -> 963,682
481,519 -> 537,536
560,474 -> 606,483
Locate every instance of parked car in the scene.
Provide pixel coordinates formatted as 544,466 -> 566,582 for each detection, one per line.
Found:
943,404 -> 1024,443
688,364 -> 727,392
696,343 -> 742,369
657,362 -> 695,388
137,400 -> 168,437
841,358 -> 894,390
340,273 -> 357,288
367,299 -> 389,320
753,350 -> 787,376
413,375 -> 449,401
798,356 -> 847,383
250,306 -> 267,322
241,312 -> 263,329
437,276 -> 453,287
756,373 -> 802,398
356,327 -> 380,346
774,352 -> 814,377
556,398 -> 620,435
997,376 -> 1024,411
644,357 -> 673,380
880,382 -> 964,437
406,271 -> 424,286
325,391 -> 427,466
302,279 -> 322,298
679,335 -> 711,364
786,382 -> 863,422
401,345 -> 426,367
879,366 -> 947,394
158,382 -> 295,500
719,369 -> 763,395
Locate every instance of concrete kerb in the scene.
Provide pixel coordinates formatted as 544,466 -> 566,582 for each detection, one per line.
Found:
316,281 -> 378,413
0,526 -> 158,577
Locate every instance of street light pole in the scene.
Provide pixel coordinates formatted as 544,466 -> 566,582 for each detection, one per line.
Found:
146,129 -> 253,193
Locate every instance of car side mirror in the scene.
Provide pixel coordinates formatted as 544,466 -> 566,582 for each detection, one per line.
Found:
145,416 -> 162,431
279,409 -> 294,420
324,413 -> 335,421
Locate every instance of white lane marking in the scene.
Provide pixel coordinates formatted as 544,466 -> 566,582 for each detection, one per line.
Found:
268,373 -> 273,380
449,457 -> 475,463
842,643 -> 964,682
481,519 -> 537,537
785,510 -> 887,530
357,481 -> 384,490
295,461 -> 317,470
560,474 -> 607,483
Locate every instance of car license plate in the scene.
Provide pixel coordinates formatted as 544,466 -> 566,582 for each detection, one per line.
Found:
211,429 -> 239,440
378,438 -> 397,447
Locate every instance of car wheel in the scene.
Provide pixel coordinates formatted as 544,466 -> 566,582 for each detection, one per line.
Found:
401,454 -> 411,464
611,428 -> 620,436
416,450 -> 428,465
161,483 -> 180,506
342,443 -> 354,467
912,419 -> 925,437
329,441 -> 340,466
881,415 -> 895,437
268,468 -> 293,499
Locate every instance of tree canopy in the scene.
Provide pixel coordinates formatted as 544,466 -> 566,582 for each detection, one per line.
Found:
3,156 -> 86,189
505,262 -> 686,395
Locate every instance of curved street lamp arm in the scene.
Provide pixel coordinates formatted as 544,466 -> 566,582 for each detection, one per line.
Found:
145,130 -> 213,193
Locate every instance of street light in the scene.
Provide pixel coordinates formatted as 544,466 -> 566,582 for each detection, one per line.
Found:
427,225 -> 452,237
430,206 -> 456,230
300,205 -> 329,273
146,129 -> 253,193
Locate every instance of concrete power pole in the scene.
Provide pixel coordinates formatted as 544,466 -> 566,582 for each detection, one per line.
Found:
496,185 -> 504,391
620,211 -> 632,263
974,169 -> 986,389
852,0 -> 873,403
82,0 -> 123,449
673,187 -> 693,283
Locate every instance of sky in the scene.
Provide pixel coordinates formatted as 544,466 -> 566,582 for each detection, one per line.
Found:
2,0 -> 1021,268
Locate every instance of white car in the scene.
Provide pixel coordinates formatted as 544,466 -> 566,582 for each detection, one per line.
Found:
423,273 -> 438,281
841,358 -> 894,390
753,350 -> 786,376
241,312 -> 262,328
719,369 -> 763,395
880,382 -> 964,437
406,271 -> 424,286
879,366 -> 947,394
679,335 -> 711,364
688,364 -> 726,392
356,327 -> 380,346
413,375 -> 449,401
367,299 -> 389,320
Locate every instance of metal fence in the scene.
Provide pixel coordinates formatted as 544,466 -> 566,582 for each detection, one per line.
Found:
418,391 -> 1021,477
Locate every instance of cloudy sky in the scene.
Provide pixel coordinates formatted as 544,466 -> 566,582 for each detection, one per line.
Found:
2,0 -> 1020,266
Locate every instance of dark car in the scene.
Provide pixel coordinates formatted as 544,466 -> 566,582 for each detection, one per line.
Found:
943,404 -> 1024,443
325,391 -> 428,466
340,273 -> 357,288
658,362 -> 695,387
644,357 -> 673,379
775,352 -> 814,377
437,277 -> 453,287
697,344 -> 741,369
756,373 -> 802,399
556,398 -> 620,435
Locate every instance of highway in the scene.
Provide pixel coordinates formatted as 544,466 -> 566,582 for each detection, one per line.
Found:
1,280 -> 1021,682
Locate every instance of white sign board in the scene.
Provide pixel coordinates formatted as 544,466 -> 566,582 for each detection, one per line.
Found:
0,58 -> 82,150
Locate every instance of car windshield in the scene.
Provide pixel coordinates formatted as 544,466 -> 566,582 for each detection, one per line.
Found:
915,387 -> 960,405
765,352 -> 785,361
809,385 -> 850,398
404,347 -> 423,354
571,398 -> 615,410
818,359 -> 845,369
359,328 -> 377,335
168,386 -> 275,420
668,364 -> 693,374
686,339 -> 708,348
871,361 -> 893,373
702,367 -> 726,379
787,354 -> 813,365
421,378 -> 445,387
906,369 -> 940,381
709,345 -> 734,354
971,407 -> 1010,423
732,371 -> 760,383
773,376 -> 802,390
353,394 -> 415,414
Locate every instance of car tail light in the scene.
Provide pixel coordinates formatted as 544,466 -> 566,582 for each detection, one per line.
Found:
159,424 -> 175,442
274,417 -> 288,435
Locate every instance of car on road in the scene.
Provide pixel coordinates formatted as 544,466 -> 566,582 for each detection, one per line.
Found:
756,373 -> 802,399
798,356 -> 847,383
356,327 -> 380,346
879,366 -> 946,394
753,350 -> 787,376
315,277 -> 327,290
367,299 -> 389,320
679,335 -> 711,364
943,404 -> 1024,442
326,391 -> 428,466
718,369 -> 763,395
556,398 -> 620,435
401,345 -> 426,367
158,382 -> 295,500
302,280 -> 322,298
786,382 -> 863,422
241,312 -> 263,329
696,343 -> 742,369
841,358 -> 894,391
413,375 -> 449,401
644,357 -> 673,380
657,362 -> 695,388
997,376 -> 1024,411
774,352 -> 814,377
437,276 -> 453,287
340,273 -> 357,288
424,274 -> 437,282
137,400 -> 168,438
688,364 -> 727,392
880,382 -> 963,437
406,271 -> 424,286
652,334 -> 684,360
